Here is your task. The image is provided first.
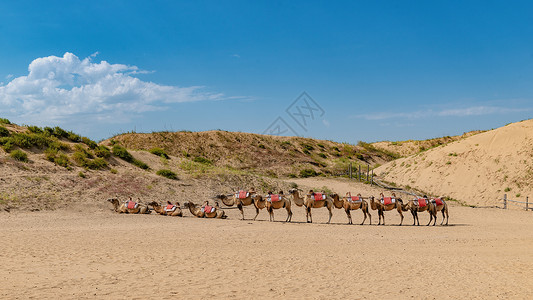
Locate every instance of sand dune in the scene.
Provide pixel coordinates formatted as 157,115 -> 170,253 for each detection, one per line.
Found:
376,119 -> 533,207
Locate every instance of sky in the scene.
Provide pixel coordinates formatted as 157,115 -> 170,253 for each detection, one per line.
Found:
1,1 -> 533,143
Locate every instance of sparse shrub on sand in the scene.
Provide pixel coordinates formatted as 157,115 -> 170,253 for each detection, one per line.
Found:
133,159 -> 149,170
82,137 -> 98,149
0,118 -> 11,124
110,168 -> 118,174
112,145 -> 133,162
149,147 -> 169,159
156,169 -> 178,180
10,149 -> 28,162
193,156 -> 212,165
78,171 -> 86,178
504,187 -> 511,192
0,126 -> 9,137
299,169 -> 318,178
94,146 -> 111,158
1,139 -> 13,152
27,126 -> 43,134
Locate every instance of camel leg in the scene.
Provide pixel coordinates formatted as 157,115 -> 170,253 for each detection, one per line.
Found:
360,209 -> 367,225
238,203 -> 244,220
426,211 -> 433,226
433,210 -> 438,226
308,207 -> 313,223
411,210 -> 416,226
380,210 -> 385,225
398,208 -> 404,226
253,206 -> 260,221
285,207 -> 292,222
345,209 -> 352,225
442,206 -> 448,225
327,207 -> 332,224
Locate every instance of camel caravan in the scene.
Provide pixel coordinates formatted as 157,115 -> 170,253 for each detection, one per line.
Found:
106,189 -> 449,226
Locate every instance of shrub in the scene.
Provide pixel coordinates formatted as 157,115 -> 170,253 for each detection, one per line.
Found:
133,159 -> 149,170
27,126 -> 43,134
10,149 -> 28,162
78,171 -> 86,178
67,131 -> 81,143
43,127 -> 54,136
0,118 -> 11,124
85,158 -> 108,170
94,146 -> 111,158
193,156 -> 212,165
54,154 -> 70,168
302,144 -> 314,151
0,126 -> 10,137
1,140 -> 13,152
504,187 -> 511,192
258,144 -> 266,149
318,153 -> 327,159
299,169 -> 318,178
45,148 -> 58,162
110,168 -> 118,174
149,147 -> 169,159
82,137 -> 98,149
112,145 -> 133,162
52,126 -> 68,138
156,169 -> 178,180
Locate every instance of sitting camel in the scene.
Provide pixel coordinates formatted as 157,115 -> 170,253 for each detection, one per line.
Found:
334,193 -> 371,225
265,191 -> 292,222
402,196 -> 434,226
302,189 -> 334,224
184,201 -> 227,219
149,201 -> 183,217
430,197 -> 449,226
369,193 -> 404,225
216,188 -> 265,220
107,197 -> 151,214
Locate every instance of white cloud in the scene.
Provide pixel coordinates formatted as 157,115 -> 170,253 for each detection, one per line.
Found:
356,105 -> 532,121
0,52 -> 227,124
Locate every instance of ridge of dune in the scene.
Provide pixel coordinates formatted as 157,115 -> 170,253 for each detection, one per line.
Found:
376,119 -> 533,206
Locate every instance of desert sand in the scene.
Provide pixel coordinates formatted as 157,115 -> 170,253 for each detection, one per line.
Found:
1,179 -> 533,299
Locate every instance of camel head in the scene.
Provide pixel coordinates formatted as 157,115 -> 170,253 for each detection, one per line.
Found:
147,201 -> 160,207
379,192 -> 384,199
175,202 -> 181,208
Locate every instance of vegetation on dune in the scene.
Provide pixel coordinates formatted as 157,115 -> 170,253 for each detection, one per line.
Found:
156,169 -> 178,180
10,149 -> 28,162
112,145 -> 149,170
0,118 -> 11,124
149,147 -> 169,159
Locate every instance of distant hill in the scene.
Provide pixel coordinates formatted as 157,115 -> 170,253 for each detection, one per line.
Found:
103,131 -> 398,177
372,130 -> 485,157
376,119 -> 533,206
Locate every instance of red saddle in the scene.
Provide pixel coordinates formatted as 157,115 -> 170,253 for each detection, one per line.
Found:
434,198 -> 444,206
203,205 -> 214,213
238,190 -> 248,199
417,199 -> 427,207
382,197 -> 393,205
314,193 -> 324,201
126,201 -> 137,209
350,196 -> 361,202
269,194 -> 281,202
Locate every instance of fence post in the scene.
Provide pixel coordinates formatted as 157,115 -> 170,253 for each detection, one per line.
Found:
349,163 -> 352,179
358,165 -> 361,182
371,170 -> 374,185
504,194 -> 507,209
527,196 -> 529,211
366,165 -> 369,182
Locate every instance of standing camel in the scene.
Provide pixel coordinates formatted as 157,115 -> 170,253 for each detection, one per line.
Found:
369,193 -> 404,225
334,193 -> 371,225
149,201 -> 183,217
107,197 -> 151,214
265,191 -> 292,222
184,201 -> 227,219
430,197 -> 449,225
402,197 -> 434,226
216,189 -> 265,220
302,190 -> 334,224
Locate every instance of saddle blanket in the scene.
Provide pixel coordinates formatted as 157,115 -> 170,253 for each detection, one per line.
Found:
381,197 -> 395,205
313,193 -> 327,201
126,201 -> 138,209
268,194 -> 281,202
349,196 -> 362,203
164,205 -> 177,212
417,199 -> 427,207
433,198 -> 444,206
202,205 -> 215,214
237,191 -> 250,199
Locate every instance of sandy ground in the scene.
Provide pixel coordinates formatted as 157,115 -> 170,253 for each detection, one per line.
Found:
1,195 -> 533,299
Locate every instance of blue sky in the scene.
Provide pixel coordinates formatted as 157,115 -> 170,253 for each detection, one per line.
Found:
1,1 -> 532,142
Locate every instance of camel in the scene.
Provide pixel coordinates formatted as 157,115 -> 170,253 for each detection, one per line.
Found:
149,201 -> 183,217
369,193 -> 404,225
216,189 -> 265,220
107,197 -> 151,214
265,191 -> 292,222
184,201 -> 227,219
402,197 -> 434,226
333,193 -> 371,225
288,188 -> 305,207
301,189 -> 334,224
430,197 -> 449,226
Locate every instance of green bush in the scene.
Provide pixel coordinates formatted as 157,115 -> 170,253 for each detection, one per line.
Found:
112,145 -> 133,162
156,169 -> 178,180
85,158 -> 108,170
0,118 -> 11,124
10,149 -> 28,162
1,140 -> 13,152
193,156 -> 212,165
52,126 -> 68,138
94,146 -> 111,158
54,154 -> 70,168
110,168 -> 118,174
299,169 -> 318,178
27,126 -> 43,134
0,126 -> 10,137
318,153 -> 327,159
82,137 -> 98,149
133,159 -> 149,170
78,171 -> 86,178
149,147 -> 169,159
67,131 -> 81,143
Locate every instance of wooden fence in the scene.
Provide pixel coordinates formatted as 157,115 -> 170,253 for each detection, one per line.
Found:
502,194 -> 532,210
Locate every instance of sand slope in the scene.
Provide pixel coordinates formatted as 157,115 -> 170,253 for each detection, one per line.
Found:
376,119 -> 533,206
